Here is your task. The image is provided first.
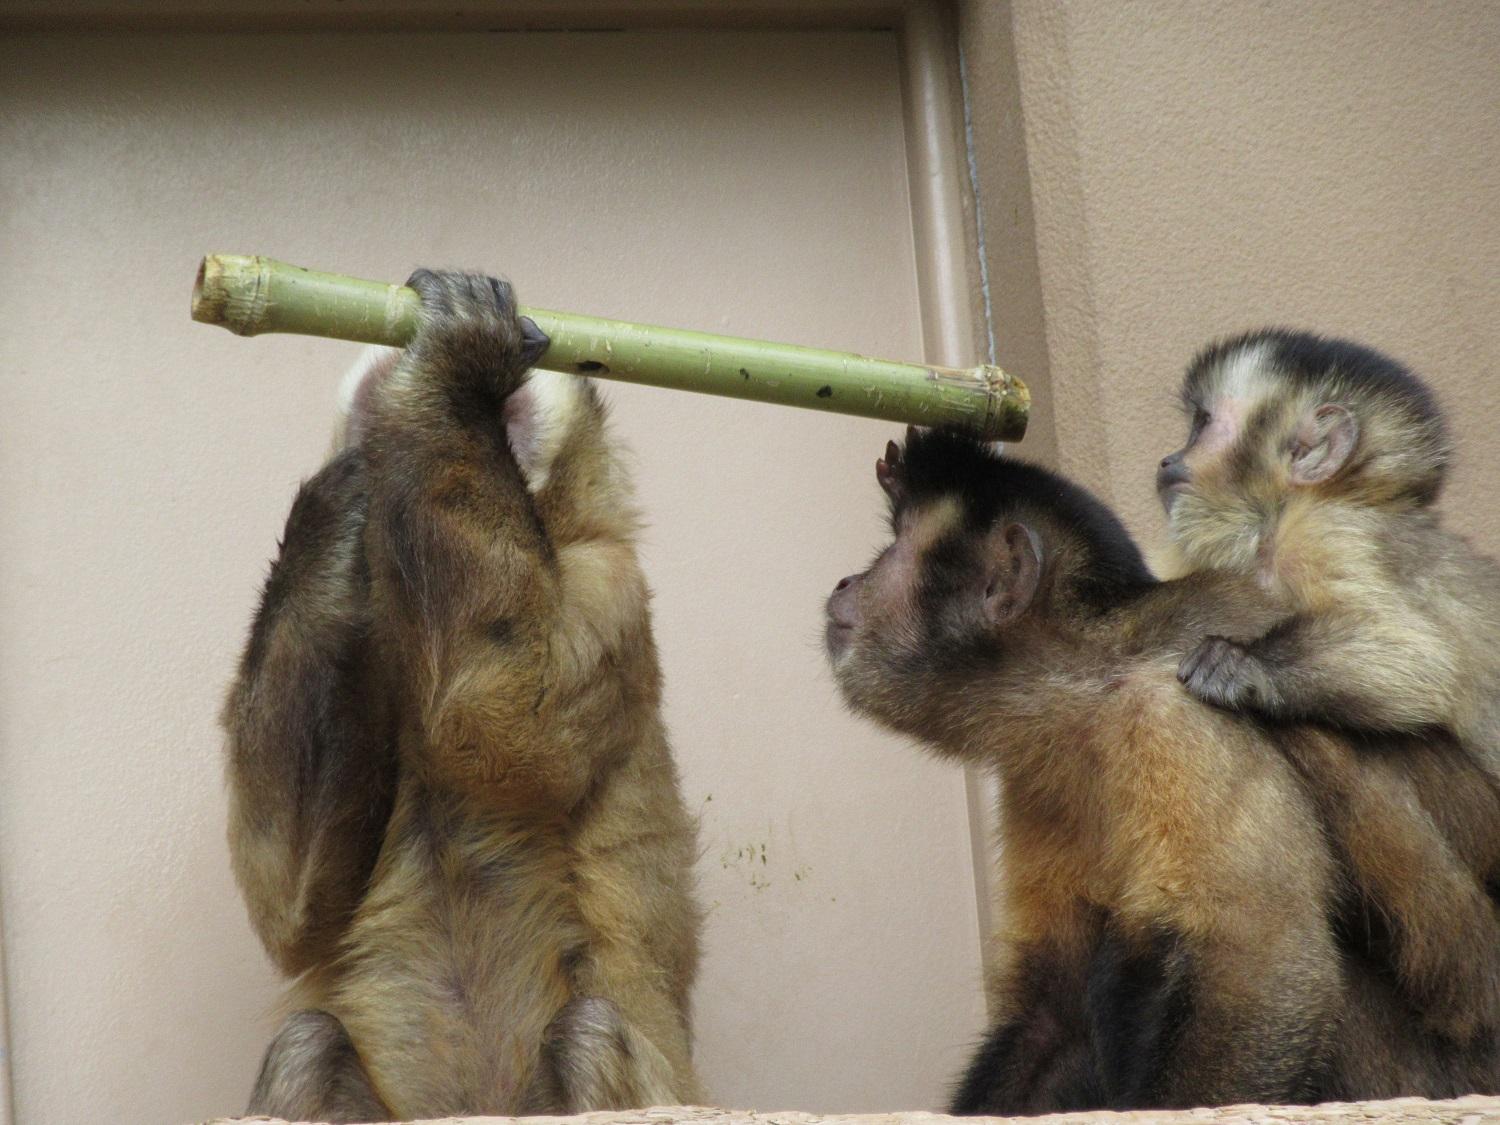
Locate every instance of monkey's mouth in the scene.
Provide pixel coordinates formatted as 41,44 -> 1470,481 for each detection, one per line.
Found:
1157,480 -> 1189,513
824,618 -> 855,662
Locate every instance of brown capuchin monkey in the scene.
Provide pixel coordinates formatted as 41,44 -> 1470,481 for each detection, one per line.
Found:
223,271 -> 703,1122
1163,329 -> 1500,749
824,427 -> 1500,1114
1160,330 -> 1500,1043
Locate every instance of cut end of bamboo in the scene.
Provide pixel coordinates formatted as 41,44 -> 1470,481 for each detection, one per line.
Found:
192,253 -> 269,337
983,366 -> 1030,443
189,255 -> 219,324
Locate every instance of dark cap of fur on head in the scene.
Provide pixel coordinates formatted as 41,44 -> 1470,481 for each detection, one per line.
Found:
1184,329 -> 1440,422
1184,328 -> 1453,502
898,428 -> 1155,610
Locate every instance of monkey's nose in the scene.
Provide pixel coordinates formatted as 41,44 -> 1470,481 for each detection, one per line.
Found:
1157,451 -> 1190,490
828,575 -> 863,628
1156,451 -> 1192,511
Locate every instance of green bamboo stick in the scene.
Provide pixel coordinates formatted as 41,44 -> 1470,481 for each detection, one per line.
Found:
192,253 -> 1029,441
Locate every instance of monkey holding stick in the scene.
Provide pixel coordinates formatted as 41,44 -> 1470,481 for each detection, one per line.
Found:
824,427 -> 1500,1113
1160,331 -> 1500,1043
223,271 -> 702,1121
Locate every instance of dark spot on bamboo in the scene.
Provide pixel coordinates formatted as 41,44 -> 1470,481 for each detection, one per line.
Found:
575,360 -> 609,373
817,385 -> 833,398
739,368 -> 750,380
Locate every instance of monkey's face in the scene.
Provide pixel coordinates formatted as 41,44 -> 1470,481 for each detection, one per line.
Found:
1157,340 -> 1283,519
1160,330 -> 1451,551
1157,396 -> 1251,512
1159,339 -> 1370,572
824,495 -> 964,728
826,438 -> 1043,745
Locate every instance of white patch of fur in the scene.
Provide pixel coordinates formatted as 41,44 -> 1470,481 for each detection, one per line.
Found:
504,369 -> 587,494
329,350 -> 587,496
1214,340 -> 1274,402
332,345 -> 402,452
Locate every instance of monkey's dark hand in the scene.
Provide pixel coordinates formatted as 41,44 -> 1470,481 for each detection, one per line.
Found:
403,269 -> 551,402
1178,635 -> 1283,714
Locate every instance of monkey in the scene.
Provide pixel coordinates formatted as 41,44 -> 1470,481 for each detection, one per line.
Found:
1161,329 -> 1500,749
222,270 -> 703,1122
823,426 -> 1500,1113
1158,329 -> 1500,1043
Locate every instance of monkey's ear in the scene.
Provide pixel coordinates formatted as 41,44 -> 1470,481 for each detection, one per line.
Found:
1289,403 -> 1358,485
876,440 -> 905,505
984,522 -> 1043,626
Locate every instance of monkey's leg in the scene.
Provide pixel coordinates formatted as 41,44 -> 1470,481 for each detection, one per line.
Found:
1282,730 -> 1500,1043
1149,908 -> 1340,1107
525,997 -> 682,1111
949,945 -> 1100,1115
248,1010 -> 391,1124
1120,796 -> 1344,1109
1083,925 -> 1193,1108
360,270 -> 615,810
224,450 -> 398,975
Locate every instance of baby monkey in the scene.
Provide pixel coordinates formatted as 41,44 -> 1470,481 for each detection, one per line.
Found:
1163,329 -> 1500,748
1161,329 -> 1500,1042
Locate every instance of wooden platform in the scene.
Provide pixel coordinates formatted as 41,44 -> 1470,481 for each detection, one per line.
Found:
205,1097 -> 1500,1125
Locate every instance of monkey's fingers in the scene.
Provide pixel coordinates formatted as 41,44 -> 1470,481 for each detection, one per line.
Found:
404,269 -> 539,398
1179,636 -> 1256,711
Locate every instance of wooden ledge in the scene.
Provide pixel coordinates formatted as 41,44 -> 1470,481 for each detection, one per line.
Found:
206,1097 -> 1500,1125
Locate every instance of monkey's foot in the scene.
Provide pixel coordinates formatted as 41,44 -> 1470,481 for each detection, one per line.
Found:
1178,635 -> 1280,713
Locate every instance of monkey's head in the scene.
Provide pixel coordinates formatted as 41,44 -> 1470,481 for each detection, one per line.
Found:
825,428 -> 1152,748
1159,330 -> 1451,566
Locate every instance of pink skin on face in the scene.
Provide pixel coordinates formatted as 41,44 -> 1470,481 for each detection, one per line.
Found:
1158,396 -> 1249,511
825,528 -> 921,660
824,573 -> 862,657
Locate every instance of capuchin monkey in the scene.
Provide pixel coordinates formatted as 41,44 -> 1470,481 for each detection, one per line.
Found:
1162,329 -> 1500,750
824,427 -> 1500,1113
223,270 -> 703,1122
1160,329 -> 1500,1042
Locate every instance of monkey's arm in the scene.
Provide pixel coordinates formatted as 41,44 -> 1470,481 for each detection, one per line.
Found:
1178,605 -> 1460,734
360,270 -> 604,809
224,450 -> 397,976
1279,729 -> 1500,1043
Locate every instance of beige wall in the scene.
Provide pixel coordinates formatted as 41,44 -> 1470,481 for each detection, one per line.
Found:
7,4 -> 1495,1122
962,0 -> 1500,553
0,28 -> 988,1124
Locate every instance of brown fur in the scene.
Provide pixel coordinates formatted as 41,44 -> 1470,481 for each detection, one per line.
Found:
1162,330 -> 1500,1041
224,271 -> 702,1121
825,429 -> 1500,1112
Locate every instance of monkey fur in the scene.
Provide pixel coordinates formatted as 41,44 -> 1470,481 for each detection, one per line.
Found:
1162,329 -> 1500,746
825,427 -> 1500,1113
223,270 -> 703,1121
1161,330 -> 1500,1042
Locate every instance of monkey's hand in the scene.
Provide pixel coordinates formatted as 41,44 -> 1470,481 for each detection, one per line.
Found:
403,269 -> 550,402
1178,635 -> 1284,714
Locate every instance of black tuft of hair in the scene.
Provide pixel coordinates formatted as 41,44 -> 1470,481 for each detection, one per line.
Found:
899,428 -> 1155,609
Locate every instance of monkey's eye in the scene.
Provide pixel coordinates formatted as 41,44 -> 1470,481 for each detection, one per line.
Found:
1189,408 -> 1210,441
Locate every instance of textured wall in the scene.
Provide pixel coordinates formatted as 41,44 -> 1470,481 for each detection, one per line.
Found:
0,29 -> 986,1124
965,0 -> 1500,554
